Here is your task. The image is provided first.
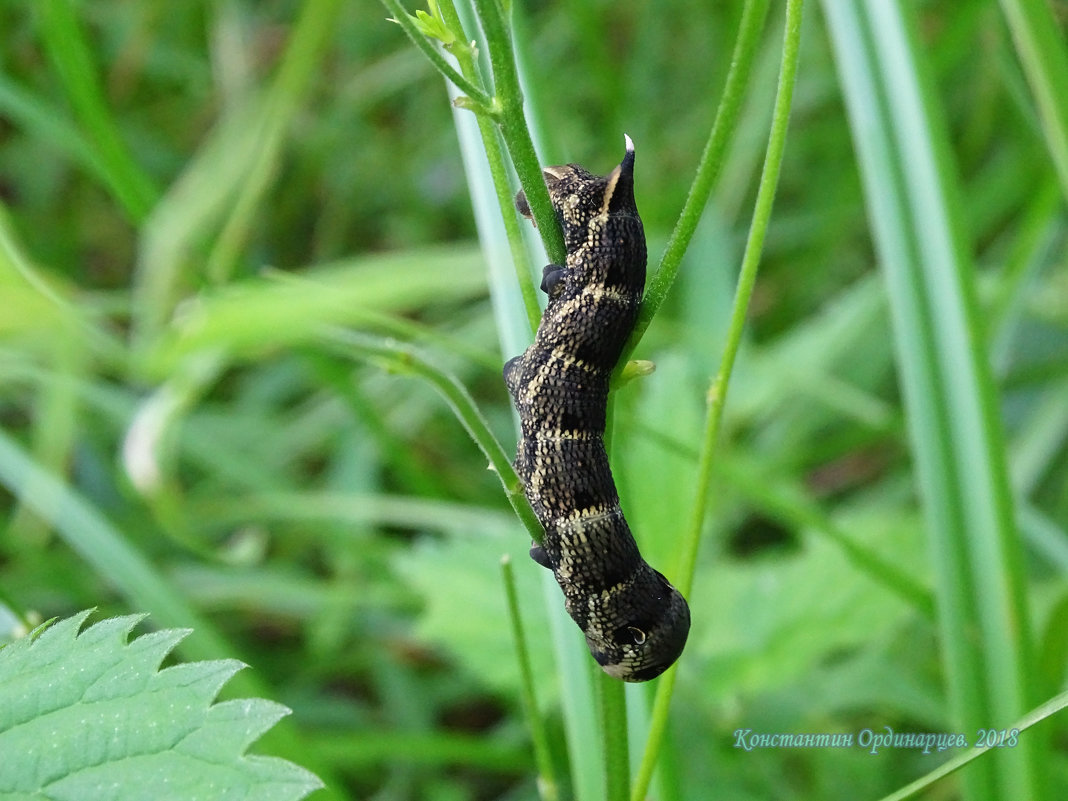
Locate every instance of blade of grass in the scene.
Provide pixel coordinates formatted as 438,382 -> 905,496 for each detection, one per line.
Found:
205,0 -> 344,284
142,246 -> 489,376
131,3 -> 355,351
0,431 -> 226,660
132,98 -> 271,348
380,0 -> 543,333
624,0 -> 772,359
632,2 -> 804,798
0,208 -> 120,546
996,0 -> 1068,198
0,79 -> 115,198
37,0 -> 159,221
874,690 -> 1068,801
501,556 -> 559,801
821,2 -> 1047,800
542,605 -> 603,801
468,0 -> 566,268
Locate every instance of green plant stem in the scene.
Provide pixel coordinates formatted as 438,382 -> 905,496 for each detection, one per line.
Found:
597,671 -> 629,801
474,105 -> 543,334
382,0 -> 560,332
623,0 -> 771,360
379,0 -> 492,109
631,2 -> 804,798
500,556 -> 559,801
470,0 -> 566,267
329,329 -> 543,543
437,0 -> 542,332
679,0 -> 801,598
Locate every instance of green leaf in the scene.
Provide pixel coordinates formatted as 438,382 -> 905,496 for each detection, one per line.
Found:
821,2 -> 1048,799
410,2 -> 456,46
0,611 -> 322,801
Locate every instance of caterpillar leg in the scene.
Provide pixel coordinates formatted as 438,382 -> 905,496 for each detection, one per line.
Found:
529,543 -> 552,569
503,355 -> 524,402
540,264 -> 567,298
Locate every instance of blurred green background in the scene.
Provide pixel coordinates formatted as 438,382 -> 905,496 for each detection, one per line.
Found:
1,1 -> 1066,800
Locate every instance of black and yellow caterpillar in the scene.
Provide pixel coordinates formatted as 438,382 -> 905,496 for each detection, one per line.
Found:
504,136 -> 690,681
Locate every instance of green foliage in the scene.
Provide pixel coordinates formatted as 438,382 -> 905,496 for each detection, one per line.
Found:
1,1 -> 1067,800
823,3 -> 1050,798
0,611 -> 321,801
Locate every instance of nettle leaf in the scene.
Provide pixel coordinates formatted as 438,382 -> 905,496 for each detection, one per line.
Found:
0,610 -> 322,801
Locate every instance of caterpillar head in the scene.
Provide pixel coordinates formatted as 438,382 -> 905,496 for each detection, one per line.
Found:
515,135 -> 639,252
582,565 -> 690,682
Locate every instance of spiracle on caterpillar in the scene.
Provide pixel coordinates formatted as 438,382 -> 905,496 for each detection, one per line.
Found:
503,135 -> 690,682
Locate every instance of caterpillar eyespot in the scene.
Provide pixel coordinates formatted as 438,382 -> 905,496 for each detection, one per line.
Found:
504,136 -> 690,682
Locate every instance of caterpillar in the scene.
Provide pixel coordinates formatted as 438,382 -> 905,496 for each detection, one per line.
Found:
503,136 -> 690,682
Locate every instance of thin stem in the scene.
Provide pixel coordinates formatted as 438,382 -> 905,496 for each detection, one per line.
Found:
631,2 -> 804,798
597,671 -> 629,801
437,0 -> 541,331
328,329 -> 543,543
679,0 -> 802,598
997,0 -> 1068,199
383,0 -> 555,332
380,0 -> 493,110
873,689 -> 1068,801
500,556 -> 559,801
623,0 -> 771,361
470,0 -> 566,267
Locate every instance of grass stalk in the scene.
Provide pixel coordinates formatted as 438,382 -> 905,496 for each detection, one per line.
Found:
205,0 -> 345,284
468,0 -> 566,267
624,0 -> 771,358
820,1 -> 1047,798
597,671 -> 629,801
631,1 -> 804,797
329,329 -> 543,543
500,556 -> 559,801
437,0 -> 542,332
874,690 -> 1068,801
996,0 -> 1068,198
37,0 -> 158,221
